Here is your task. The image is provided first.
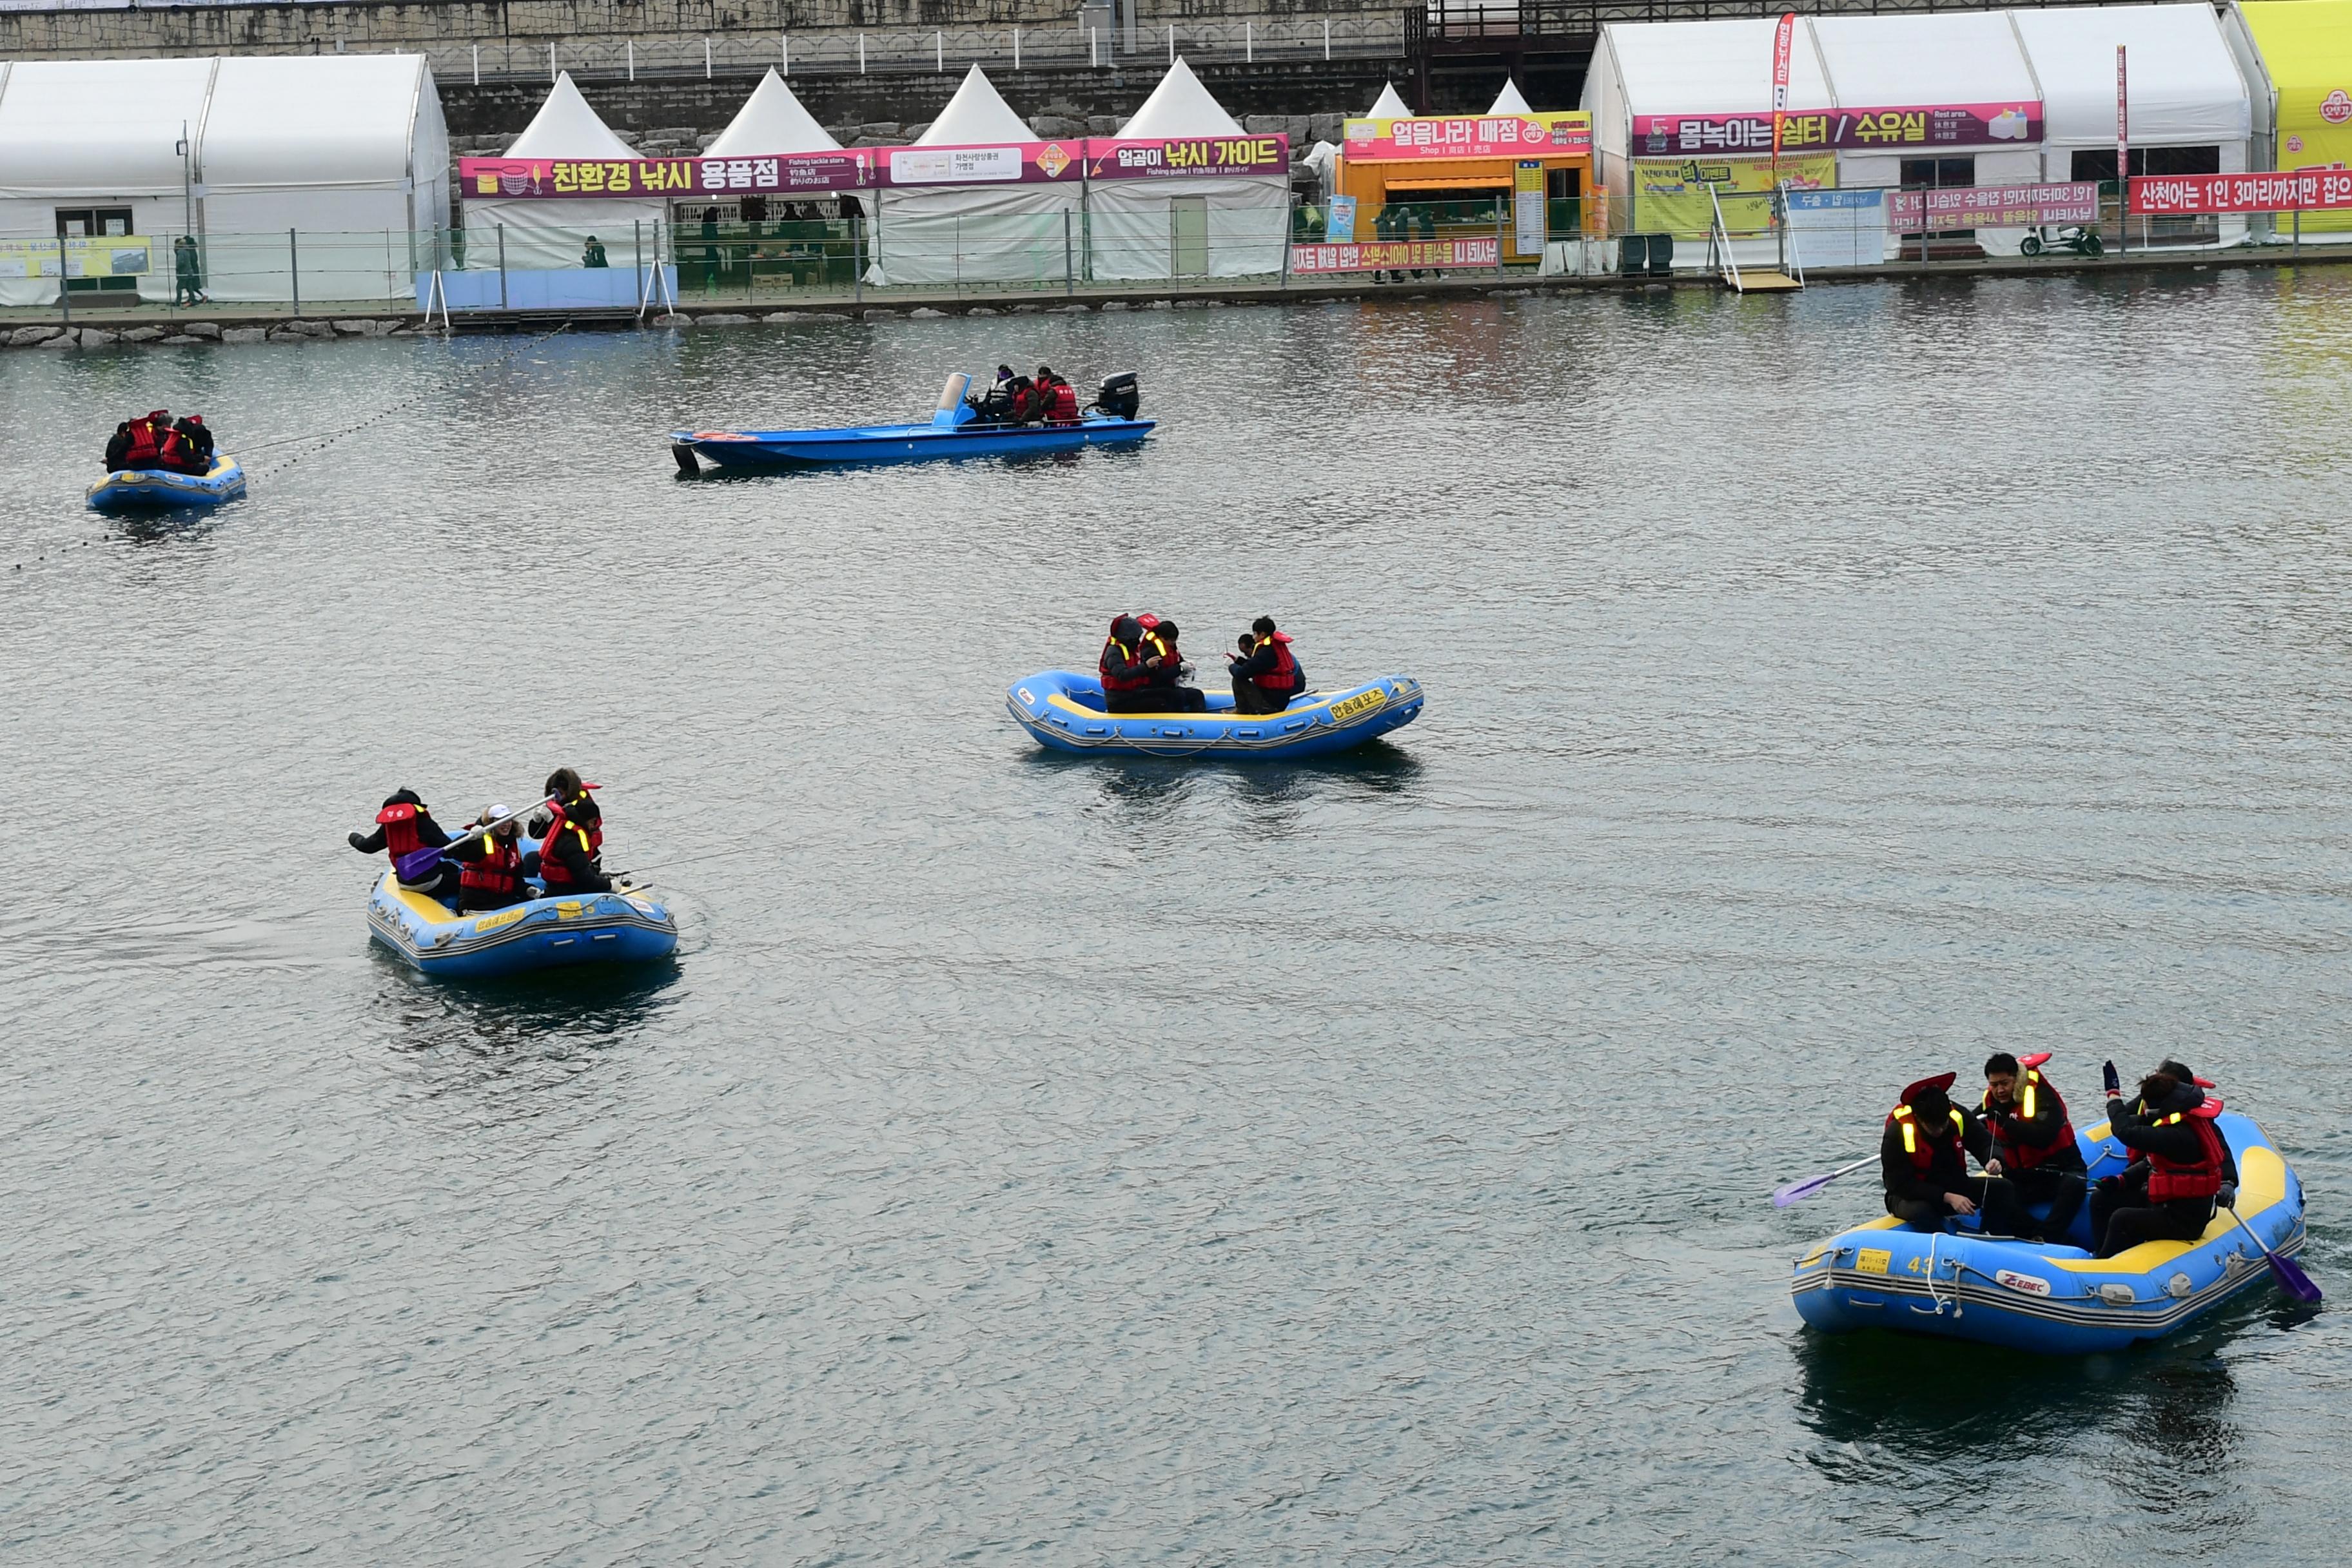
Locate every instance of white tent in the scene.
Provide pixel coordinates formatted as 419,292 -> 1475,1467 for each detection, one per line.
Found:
199,55 -> 451,302
1089,57 -> 1287,280
0,55 -> 445,306
1366,82 -> 1413,119
470,72 -> 660,271
1488,79 -> 1536,116
865,64 -> 1079,286
2012,5 -> 2253,175
706,68 -> 841,155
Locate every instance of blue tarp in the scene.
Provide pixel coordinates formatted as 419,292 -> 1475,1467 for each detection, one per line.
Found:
413,266 -> 674,311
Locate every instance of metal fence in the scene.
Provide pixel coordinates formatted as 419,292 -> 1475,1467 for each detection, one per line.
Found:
411,19 -> 1403,85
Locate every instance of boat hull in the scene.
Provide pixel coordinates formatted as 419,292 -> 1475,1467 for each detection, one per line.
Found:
1789,1111 -> 2308,1354
672,417 -> 1152,469
1006,668 -> 1423,761
367,870 -> 678,980
86,458 -> 246,511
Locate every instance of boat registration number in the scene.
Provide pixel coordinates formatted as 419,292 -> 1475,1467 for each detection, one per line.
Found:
1856,1249 -> 1891,1275
1328,690 -> 1385,723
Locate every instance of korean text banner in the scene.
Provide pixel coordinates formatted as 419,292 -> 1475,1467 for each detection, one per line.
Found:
1288,238 -> 1501,274
1632,154 -> 1836,237
2130,171 -> 2352,214
1634,104 -> 2040,156
1084,135 -> 1289,179
462,154 -> 872,199
0,233 -> 154,278
1342,112 -> 1592,161
1885,182 -> 2099,231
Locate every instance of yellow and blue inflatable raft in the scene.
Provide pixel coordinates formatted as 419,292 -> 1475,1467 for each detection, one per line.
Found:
86,457 -> 246,512
1006,669 -> 1423,760
1791,1110 -> 2308,1354
368,870 -> 678,979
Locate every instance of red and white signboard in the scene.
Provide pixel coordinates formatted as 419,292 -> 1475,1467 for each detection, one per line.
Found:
2130,170 -> 2352,213
1885,182 -> 2100,231
1287,238 -> 1501,274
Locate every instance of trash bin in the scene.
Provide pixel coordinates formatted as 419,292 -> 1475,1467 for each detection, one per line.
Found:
1618,234 -> 1649,275
1647,233 -> 1674,275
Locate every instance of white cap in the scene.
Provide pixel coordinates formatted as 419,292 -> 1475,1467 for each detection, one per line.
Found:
487,803 -> 513,819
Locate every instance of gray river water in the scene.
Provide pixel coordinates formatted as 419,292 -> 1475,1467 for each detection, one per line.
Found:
3,271 -> 2348,1563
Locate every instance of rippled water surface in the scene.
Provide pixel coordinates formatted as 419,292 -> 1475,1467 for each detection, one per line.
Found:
5,271 -> 2349,1563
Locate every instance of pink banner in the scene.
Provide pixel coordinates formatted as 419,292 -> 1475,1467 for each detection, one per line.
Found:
1287,238 -> 1500,275
465,137 -> 1290,199
1885,182 -> 2100,231
462,153 -> 870,199
1341,112 -> 1591,161
2130,170 -> 2352,213
1634,103 -> 2041,155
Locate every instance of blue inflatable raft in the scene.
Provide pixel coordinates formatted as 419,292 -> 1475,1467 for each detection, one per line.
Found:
1790,1110 -> 2308,1354
367,868 -> 678,980
86,457 -> 246,512
1006,669 -> 1424,761
671,371 -> 1151,471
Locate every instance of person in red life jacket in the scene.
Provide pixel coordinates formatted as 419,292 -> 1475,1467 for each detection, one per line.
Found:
1035,366 -> 1080,425
2088,1059 -> 2232,1257
1879,1072 -> 2025,1236
1138,616 -> 1208,712
534,767 -> 613,896
346,787 -> 461,900
117,410 -> 170,471
162,415 -> 215,474
447,803 -> 532,913
1228,616 -> 1307,716
1099,614 -> 1165,714
1978,1051 -> 2088,1244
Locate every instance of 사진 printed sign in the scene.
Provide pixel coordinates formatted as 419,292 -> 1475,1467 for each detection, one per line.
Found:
1634,103 -> 2041,155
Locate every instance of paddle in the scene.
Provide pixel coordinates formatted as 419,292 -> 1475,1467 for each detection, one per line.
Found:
2222,1196 -> 2323,1305
389,794 -> 556,884
1773,1153 -> 1877,1208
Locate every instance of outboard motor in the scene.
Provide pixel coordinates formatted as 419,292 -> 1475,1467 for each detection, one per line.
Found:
1094,372 -> 1140,420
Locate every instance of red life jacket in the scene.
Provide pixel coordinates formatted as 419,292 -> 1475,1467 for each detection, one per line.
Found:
374,801 -> 425,861
1887,1102 -> 1966,1173
1100,635 -> 1150,692
1248,632 -> 1300,694
538,799 -> 603,891
1981,1055 -> 2077,1171
1046,380 -> 1079,424
123,417 -> 163,466
460,835 -> 523,899
2145,1100 -> 2226,1202
1142,628 -> 1179,675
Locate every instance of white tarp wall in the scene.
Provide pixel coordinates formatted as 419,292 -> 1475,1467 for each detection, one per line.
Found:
1809,15 -> 2043,257
199,55 -> 448,304
865,65 -> 1080,286
1088,57 -> 1288,280
2012,4 -> 2255,245
469,71 -> 662,271
0,57 -> 217,305
1582,19 -> 1834,270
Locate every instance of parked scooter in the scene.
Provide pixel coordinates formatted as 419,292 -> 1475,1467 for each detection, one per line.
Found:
2021,224 -> 2104,257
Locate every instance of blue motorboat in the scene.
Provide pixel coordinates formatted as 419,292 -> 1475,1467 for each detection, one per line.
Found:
86,456 -> 246,512
1789,1109 -> 2309,1354
671,371 -> 1152,471
1006,668 -> 1424,761
367,860 -> 678,980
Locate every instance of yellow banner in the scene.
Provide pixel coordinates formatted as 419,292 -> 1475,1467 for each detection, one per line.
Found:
1633,155 -> 1835,238
2240,1 -> 2352,232
0,234 -> 157,279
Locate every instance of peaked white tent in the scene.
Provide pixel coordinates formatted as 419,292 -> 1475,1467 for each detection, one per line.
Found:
706,68 -> 841,155
1488,79 -> 1536,116
1366,82 -> 1413,119
865,64 -> 1080,286
0,54 -> 446,306
1090,57 -> 1288,279
470,72 -> 660,270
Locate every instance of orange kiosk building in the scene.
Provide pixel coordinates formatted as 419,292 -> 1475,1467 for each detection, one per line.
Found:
1333,109 -> 1596,264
